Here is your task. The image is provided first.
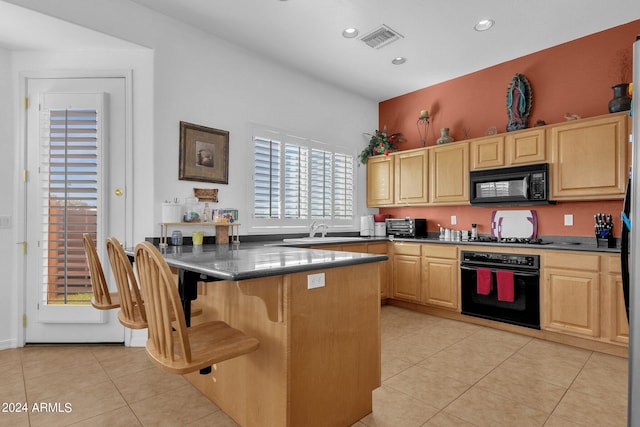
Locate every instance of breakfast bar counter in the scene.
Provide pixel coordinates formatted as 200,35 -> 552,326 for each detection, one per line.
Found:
132,243 -> 386,427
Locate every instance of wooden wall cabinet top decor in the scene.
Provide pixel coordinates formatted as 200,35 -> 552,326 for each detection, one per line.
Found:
549,112 -> 629,200
366,155 -> 395,207
394,148 -> 429,205
428,142 -> 469,205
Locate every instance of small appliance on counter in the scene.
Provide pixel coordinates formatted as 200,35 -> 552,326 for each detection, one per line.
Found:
385,218 -> 427,238
360,215 -> 374,236
374,222 -> 386,237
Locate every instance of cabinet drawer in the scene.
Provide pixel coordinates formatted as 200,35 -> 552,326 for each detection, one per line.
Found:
422,244 -> 457,259
367,242 -> 388,254
393,242 -> 421,256
543,252 -> 600,272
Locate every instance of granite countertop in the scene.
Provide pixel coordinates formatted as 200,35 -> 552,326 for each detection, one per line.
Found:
267,234 -> 620,254
129,243 -> 388,281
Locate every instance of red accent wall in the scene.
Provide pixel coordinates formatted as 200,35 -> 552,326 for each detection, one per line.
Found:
378,20 -> 640,238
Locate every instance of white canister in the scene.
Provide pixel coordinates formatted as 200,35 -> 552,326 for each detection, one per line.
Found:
374,222 -> 386,237
162,202 -> 183,223
360,215 -> 374,236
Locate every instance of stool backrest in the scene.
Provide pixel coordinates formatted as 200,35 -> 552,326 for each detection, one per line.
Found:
134,242 -> 191,364
106,237 -> 147,328
83,233 -> 117,309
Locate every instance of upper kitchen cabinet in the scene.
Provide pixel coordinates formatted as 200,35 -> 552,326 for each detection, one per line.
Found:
549,112 -> 629,200
470,135 -> 505,169
506,128 -> 546,165
394,148 -> 428,205
429,142 -> 469,205
470,128 -> 546,170
366,155 -> 394,207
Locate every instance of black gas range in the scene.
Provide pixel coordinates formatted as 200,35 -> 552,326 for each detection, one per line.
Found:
468,236 -> 551,245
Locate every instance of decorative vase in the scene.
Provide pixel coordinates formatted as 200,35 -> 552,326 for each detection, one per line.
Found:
608,83 -> 632,113
436,128 -> 454,145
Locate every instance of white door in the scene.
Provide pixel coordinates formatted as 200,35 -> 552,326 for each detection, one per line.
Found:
24,76 -> 129,343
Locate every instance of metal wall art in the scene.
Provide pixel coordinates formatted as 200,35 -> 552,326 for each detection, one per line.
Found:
506,73 -> 533,132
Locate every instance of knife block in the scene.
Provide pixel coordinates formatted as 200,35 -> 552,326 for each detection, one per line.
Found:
596,236 -> 616,248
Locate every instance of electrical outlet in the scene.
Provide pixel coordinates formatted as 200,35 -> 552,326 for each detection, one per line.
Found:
564,214 -> 573,226
307,272 -> 325,289
451,215 -> 457,225
0,216 -> 10,228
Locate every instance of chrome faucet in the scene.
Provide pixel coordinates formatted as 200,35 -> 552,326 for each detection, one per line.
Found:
309,221 -> 328,237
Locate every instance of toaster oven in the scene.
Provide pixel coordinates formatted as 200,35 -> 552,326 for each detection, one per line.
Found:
385,218 -> 427,238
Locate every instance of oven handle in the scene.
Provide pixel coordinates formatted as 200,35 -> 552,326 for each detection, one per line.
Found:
460,265 -> 539,277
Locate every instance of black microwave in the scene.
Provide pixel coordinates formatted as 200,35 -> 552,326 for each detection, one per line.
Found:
469,163 -> 554,206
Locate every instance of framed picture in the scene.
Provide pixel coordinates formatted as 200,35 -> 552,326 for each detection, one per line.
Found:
179,121 -> 229,184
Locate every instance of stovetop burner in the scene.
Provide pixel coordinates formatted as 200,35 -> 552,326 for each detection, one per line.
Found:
469,236 -> 550,245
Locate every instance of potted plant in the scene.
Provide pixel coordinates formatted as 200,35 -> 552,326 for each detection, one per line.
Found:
359,127 -> 404,164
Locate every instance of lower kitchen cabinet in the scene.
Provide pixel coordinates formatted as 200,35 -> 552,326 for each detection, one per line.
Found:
542,251 -> 601,338
391,242 -> 421,302
602,254 -> 629,345
421,244 -> 458,310
367,242 -> 390,299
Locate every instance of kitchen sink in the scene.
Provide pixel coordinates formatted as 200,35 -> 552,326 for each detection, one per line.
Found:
282,236 -> 367,244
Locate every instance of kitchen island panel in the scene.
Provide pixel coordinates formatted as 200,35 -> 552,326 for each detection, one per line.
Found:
185,262 -> 381,427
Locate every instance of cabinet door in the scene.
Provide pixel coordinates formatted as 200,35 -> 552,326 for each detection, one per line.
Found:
367,242 -> 389,299
366,155 -> 394,206
549,113 -> 628,200
606,272 -> 629,344
470,135 -> 505,169
422,258 -> 458,310
391,255 -> 421,302
395,149 -> 428,205
543,268 -> 600,337
429,143 -> 469,204
506,128 -> 546,165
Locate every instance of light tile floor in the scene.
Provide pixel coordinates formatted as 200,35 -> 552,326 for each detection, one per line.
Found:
0,305 -> 628,426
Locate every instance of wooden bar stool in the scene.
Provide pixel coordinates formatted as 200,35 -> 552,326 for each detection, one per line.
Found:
106,237 -> 147,329
83,233 -> 120,310
134,241 -> 259,374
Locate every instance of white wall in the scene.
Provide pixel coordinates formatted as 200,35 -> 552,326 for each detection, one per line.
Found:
0,47 -> 17,348
0,0 -> 377,347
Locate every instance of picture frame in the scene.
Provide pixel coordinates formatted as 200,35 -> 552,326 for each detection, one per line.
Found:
179,121 -> 229,184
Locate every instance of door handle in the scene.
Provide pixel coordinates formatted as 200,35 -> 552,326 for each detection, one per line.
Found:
114,188 -> 123,197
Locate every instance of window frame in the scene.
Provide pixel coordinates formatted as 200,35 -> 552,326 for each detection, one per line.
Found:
250,125 -> 357,234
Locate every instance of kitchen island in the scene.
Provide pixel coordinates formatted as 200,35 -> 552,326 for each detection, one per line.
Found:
141,243 -> 386,427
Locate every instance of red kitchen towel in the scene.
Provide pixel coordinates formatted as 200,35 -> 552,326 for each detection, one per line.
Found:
497,270 -> 515,302
476,268 -> 492,295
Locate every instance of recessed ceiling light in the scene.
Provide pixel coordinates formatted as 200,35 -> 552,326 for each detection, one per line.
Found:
342,28 -> 359,38
474,19 -> 495,32
392,57 -> 406,65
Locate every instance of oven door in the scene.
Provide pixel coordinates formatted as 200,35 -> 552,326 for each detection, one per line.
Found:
460,264 -> 540,329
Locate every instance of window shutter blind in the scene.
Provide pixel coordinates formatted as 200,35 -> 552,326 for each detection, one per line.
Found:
41,108 -> 99,304
254,138 -> 281,218
333,153 -> 354,219
284,143 -> 308,218
310,149 -> 332,219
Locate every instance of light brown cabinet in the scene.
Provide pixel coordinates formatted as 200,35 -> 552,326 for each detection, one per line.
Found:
602,254 -> 629,345
542,251 -> 601,338
366,155 -> 394,207
367,242 -> 391,299
506,128 -> 546,165
470,135 -> 505,169
395,148 -> 428,205
421,244 -> 458,310
390,242 -> 421,302
428,142 -> 469,205
549,112 -> 629,200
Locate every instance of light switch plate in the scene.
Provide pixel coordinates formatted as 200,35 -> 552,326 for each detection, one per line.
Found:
307,272 -> 325,289
0,216 -> 11,228
451,215 -> 457,225
564,214 -> 573,226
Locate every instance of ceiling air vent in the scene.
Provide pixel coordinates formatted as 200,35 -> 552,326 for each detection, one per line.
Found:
360,24 -> 403,49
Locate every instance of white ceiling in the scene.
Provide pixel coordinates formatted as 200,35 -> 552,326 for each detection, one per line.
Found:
128,0 -> 640,101
2,0 -> 640,101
